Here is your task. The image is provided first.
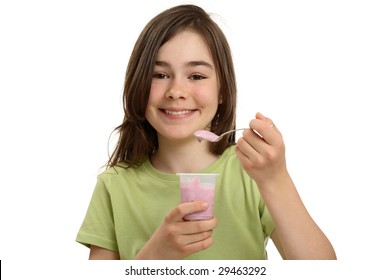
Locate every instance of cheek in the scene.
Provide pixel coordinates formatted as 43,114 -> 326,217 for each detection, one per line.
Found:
145,91 -> 158,121
147,84 -> 162,109
200,92 -> 219,111
148,84 -> 158,102
195,84 -> 219,106
196,96 -> 217,113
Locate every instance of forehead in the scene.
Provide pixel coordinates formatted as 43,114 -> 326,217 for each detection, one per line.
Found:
156,29 -> 213,63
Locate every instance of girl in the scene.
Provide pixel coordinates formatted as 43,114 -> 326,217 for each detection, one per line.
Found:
76,4 -> 336,260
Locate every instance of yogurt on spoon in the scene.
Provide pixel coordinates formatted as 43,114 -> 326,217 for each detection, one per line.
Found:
194,130 -> 220,142
194,128 -> 248,143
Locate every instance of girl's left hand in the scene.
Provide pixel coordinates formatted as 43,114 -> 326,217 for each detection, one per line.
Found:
235,112 -> 289,190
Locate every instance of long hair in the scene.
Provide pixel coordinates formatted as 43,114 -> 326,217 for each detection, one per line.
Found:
106,4 -> 237,168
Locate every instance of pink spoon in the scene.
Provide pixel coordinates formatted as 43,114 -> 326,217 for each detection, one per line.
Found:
194,128 -> 247,142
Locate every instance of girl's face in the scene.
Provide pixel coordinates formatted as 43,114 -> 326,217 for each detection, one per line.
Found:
146,29 -> 219,143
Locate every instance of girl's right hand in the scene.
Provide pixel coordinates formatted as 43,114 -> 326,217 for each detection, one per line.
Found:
134,201 -> 218,260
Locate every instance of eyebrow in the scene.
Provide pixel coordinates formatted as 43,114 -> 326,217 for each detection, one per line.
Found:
155,60 -> 214,69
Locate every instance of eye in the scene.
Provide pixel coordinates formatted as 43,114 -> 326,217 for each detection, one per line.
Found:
189,74 -> 206,80
153,72 -> 169,79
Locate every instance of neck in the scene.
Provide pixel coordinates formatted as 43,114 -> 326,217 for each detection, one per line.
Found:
150,138 -> 219,174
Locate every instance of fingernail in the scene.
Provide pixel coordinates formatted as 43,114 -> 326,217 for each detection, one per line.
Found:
202,202 -> 209,208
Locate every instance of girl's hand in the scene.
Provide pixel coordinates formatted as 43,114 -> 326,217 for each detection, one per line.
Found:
135,201 -> 218,260
235,112 -> 289,190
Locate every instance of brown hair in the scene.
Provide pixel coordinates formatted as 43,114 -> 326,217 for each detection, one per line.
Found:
106,4 -> 237,168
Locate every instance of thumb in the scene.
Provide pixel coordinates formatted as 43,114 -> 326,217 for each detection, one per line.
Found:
255,112 -> 266,120
256,112 -> 274,127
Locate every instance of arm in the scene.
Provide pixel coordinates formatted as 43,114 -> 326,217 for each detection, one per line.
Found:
236,112 -> 336,260
270,228 -> 287,259
266,175 -> 336,259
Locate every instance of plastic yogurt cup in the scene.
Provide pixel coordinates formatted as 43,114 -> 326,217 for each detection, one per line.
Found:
177,173 -> 218,220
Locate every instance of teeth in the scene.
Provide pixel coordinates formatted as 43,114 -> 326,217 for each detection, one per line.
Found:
164,110 -> 192,115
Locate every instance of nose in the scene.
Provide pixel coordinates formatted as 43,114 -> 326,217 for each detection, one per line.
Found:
165,78 -> 188,100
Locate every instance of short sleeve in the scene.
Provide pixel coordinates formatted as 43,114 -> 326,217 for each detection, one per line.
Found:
76,176 -> 119,252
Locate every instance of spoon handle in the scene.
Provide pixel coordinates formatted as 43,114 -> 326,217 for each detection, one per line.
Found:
218,128 -> 248,139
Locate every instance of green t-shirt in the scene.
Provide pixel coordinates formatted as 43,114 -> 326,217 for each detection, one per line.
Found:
76,146 -> 275,259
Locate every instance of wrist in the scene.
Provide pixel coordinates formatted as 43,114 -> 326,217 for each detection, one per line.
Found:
256,170 -> 293,196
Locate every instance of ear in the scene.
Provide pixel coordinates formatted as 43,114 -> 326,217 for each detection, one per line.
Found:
218,96 -> 223,104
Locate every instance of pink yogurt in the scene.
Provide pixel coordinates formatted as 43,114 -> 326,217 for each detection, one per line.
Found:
194,130 -> 219,142
179,176 -> 216,220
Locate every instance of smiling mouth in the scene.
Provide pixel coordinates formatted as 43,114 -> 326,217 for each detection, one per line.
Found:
162,109 -> 196,115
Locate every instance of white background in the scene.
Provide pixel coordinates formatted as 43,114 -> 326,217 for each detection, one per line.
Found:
1,0 -> 389,279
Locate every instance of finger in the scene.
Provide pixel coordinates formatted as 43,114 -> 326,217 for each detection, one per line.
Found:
166,202 -> 209,223
180,235 -> 215,256
235,134 -> 261,163
255,112 -> 275,127
235,144 -> 254,169
250,115 -> 280,146
180,217 -> 218,235
178,230 -> 213,246
241,128 -> 268,154
255,112 -> 266,120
